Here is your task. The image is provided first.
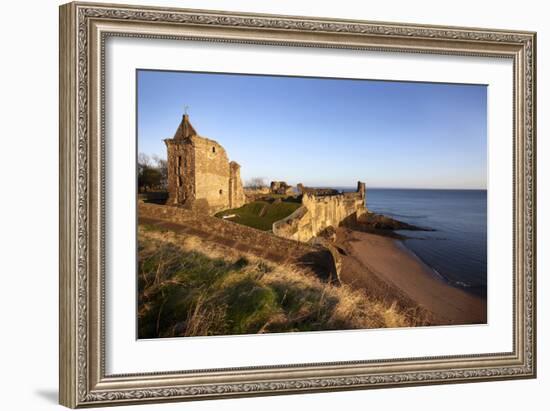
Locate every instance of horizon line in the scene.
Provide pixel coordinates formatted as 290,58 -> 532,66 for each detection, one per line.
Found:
314,186 -> 488,191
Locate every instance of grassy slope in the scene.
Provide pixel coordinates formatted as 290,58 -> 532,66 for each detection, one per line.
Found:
215,200 -> 301,231
138,226 -> 420,338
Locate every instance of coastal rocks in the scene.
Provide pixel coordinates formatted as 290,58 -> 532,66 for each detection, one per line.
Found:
346,211 -> 433,237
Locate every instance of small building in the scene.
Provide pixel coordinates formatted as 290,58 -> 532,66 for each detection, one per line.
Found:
164,114 -> 245,214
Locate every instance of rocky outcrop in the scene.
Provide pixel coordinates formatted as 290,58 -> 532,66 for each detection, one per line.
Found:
346,211 -> 434,238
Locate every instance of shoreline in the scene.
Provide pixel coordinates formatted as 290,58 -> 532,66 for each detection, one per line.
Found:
396,237 -> 488,299
335,228 -> 487,326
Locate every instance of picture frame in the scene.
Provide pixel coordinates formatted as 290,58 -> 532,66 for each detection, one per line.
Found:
59,1 -> 536,408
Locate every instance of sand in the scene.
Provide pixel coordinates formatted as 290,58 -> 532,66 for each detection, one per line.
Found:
336,228 -> 487,325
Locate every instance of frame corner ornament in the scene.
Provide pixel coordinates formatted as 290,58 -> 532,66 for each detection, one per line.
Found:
59,2 -> 536,407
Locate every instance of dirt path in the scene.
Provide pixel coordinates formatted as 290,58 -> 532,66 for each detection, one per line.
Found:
336,228 -> 487,325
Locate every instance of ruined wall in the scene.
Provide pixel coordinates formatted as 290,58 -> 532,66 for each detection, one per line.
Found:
297,183 -> 339,196
272,206 -> 313,242
273,182 -> 367,242
270,181 -> 294,195
243,186 -> 271,202
192,136 -> 232,213
302,191 -> 366,235
165,139 -> 195,206
229,161 -> 246,209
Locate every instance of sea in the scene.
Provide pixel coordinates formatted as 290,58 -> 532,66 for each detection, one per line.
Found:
344,188 -> 487,298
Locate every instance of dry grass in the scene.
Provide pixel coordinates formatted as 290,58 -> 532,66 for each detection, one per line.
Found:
138,224 -> 427,338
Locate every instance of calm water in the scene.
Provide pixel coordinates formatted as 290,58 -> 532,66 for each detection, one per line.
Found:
365,189 -> 487,297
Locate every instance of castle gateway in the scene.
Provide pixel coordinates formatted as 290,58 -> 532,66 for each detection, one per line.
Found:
164,114 -> 245,214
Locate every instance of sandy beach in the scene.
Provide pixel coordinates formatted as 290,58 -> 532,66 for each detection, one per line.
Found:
336,228 -> 487,326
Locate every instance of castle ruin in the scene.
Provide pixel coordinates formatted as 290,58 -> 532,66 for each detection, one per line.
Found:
273,182 -> 367,242
163,114 -> 367,243
164,114 -> 245,214
270,181 -> 294,195
297,183 -> 339,196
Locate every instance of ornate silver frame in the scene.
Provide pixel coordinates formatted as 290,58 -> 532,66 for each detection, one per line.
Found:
59,1 -> 536,408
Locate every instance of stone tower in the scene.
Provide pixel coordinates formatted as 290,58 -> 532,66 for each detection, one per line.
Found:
164,114 -> 245,214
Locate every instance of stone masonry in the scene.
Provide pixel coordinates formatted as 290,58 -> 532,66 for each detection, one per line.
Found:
270,181 -> 294,195
165,114 -> 245,214
273,181 -> 367,242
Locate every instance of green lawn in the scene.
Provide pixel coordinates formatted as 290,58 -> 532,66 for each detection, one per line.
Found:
215,200 -> 301,231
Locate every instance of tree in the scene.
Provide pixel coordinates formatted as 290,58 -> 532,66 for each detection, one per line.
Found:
246,177 -> 267,189
139,167 -> 163,192
138,152 -> 151,170
151,154 -> 168,189
138,152 -> 166,192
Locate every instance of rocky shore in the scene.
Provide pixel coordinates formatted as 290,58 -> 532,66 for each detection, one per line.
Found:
343,211 -> 434,239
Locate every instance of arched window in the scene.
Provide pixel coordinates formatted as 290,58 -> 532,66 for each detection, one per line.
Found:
212,146 -> 216,153
219,189 -> 223,195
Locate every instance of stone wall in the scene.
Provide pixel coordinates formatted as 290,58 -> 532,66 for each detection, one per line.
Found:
297,183 -> 339,196
243,186 -> 271,202
229,161 -> 246,208
272,206 -> 312,242
273,182 -> 366,242
193,136 -> 233,213
165,138 -> 195,206
270,181 -> 293,195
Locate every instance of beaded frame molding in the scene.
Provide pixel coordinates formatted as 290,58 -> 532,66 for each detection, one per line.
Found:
59,1 -> 536,408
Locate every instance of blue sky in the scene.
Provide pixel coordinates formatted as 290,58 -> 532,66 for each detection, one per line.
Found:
137,70 -> 487,189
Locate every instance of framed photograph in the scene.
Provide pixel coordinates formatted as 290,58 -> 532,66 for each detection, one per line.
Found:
59,2 -> 537,408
